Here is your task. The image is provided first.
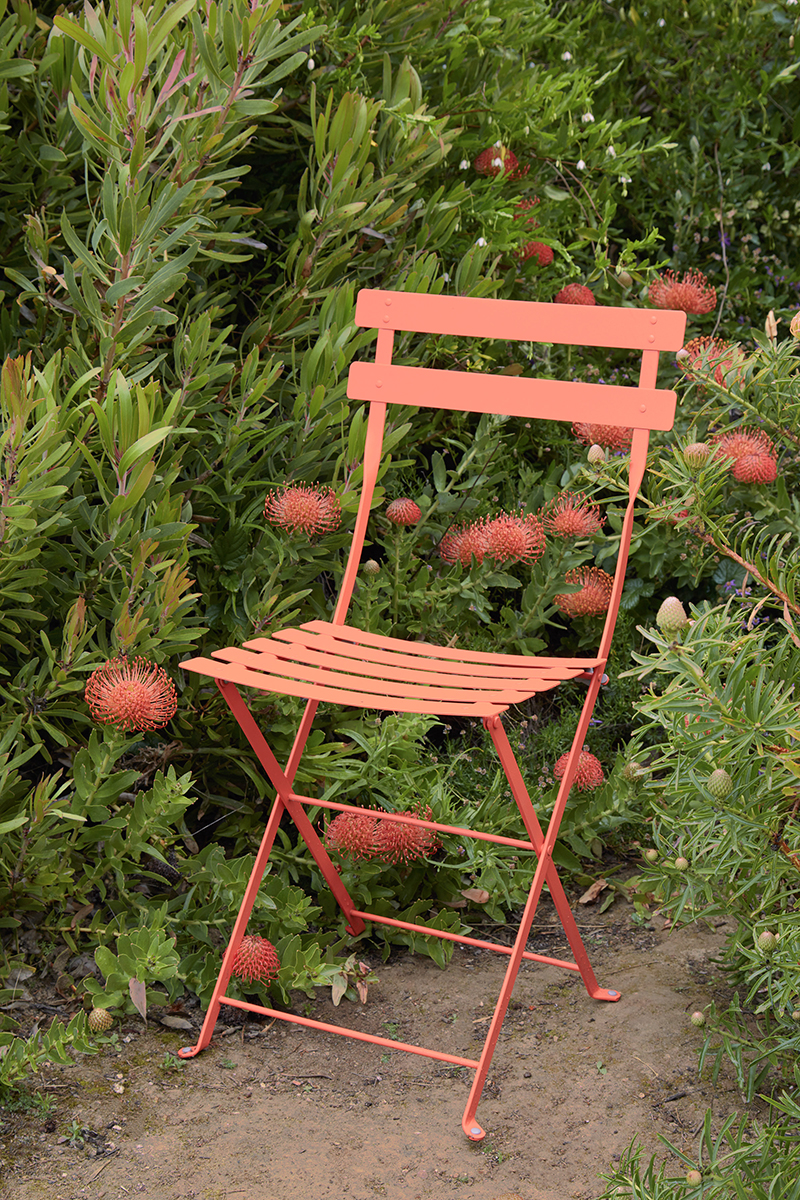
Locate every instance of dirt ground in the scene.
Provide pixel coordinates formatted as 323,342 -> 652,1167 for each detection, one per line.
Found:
1,899 -> 746,1200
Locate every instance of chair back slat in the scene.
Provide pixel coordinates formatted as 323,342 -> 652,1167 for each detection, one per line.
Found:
348,362 -> 676,431
354,288 -> 686,351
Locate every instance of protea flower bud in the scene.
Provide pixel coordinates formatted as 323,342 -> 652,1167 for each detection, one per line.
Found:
656,596 -> 688,636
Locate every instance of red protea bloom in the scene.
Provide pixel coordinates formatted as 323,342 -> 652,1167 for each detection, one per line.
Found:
649,270 -> 716,315
711,427 -> 778,484
474,144 -> 520,177
553,750 -> 605,791
325,812 -> 380,860
482,513 -> 546,565
514,197 -> 541,224
572,422 -> 633,451
679,336 -> 745,387
554,283 -> 595,305
386,498 -> 422,526
325,808 -> 439,865
732,452 -> 778,484
229,935 -> 280,985
85,657 -> 177,732
264,483 -> 341,536
519,241 -> 554,266
439,521 -> 490,567
541,492 -> 604,539
373,805 -> 440,865
554,566 -> 614,618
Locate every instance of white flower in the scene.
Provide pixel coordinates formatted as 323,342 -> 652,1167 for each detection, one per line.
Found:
561,51 -> 572,61
619,174 -> 632,183
476,237 -> 487,247
576,159 -> 587,170
606,145 -> 616,158
494,140 -> 502,147
443,273 -> 450,282
459,159 -> 470,170
582,112 -> 595,123
492,157 -> 503,169
762,161 -> 772,171
658,17 -> 666,26
307,58 -> 315,70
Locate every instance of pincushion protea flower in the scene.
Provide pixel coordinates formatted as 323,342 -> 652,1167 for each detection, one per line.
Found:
440,513 -> 546,567
541,492 -> 604,539
710,427 -> 778,483
474,144 -> 527,179
573,422 -> 633,451
264,483 -> 341,536
386,498 -> 421,526
325,808 -> 439,864
679,336 -> 745,387
554,283 -> 595,305
514,197 -> 541,224
229,935 -> 280,985
553,750 -> 605,791
649,270 -> 716,315
482,513 -> 546,564
519,241 -> 554,266
439,521 -> 489,567
554,566 -> 614,618
85,657 -> 177,732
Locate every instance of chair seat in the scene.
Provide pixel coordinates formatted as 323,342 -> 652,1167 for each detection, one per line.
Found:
181,620 -> 605,717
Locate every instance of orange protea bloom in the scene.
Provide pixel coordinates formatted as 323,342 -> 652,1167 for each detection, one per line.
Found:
554,566 -> 614,618
732,452 -> 778,484
474,145 -> 526,179
439,521 -> 489,567
373,805 -> 440,865
229,935 -> 280,985
553,750 -> 605,791
264,483 -> 341,536
711,427 -> 778,483
554,283 -> 595,305
386,498 -> 421,526
519,241 -> 554,266
649,270 -> 716,315
325,812 -> 380,859
679,336 -> 745,387
572,422 -> 633,451
85,657 -> 177,732
325,809 -> 439,865
482,513 -> 546,564
541,492 -> 604,539
514,197 -> 541,225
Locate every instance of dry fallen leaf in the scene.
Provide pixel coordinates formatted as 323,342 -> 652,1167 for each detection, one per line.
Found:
578,878 -> 608,905
158,1015 -> 193,1031
460,887 -> 491,904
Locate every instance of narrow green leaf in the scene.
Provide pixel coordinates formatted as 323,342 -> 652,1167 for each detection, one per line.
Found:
53,15 -> 114,64
118,426 -> 173,474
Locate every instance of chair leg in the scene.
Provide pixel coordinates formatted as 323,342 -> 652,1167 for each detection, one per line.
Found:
178,790 -> 288,1059
460,717 -> 621,1140
485,715 -> 620,1002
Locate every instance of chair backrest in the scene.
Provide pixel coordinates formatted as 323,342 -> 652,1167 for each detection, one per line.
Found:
339,288 -> 686,651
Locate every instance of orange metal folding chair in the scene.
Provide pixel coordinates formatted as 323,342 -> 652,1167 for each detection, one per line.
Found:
177,289 -> 686,1139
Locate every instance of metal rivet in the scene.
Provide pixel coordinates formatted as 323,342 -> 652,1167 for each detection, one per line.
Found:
385,298 -> 392,306
639,404 -> 646,413
383,315 -> 390,322
650,315 -> 657,324
648,334 -> 655,342
376,380 -> 383,388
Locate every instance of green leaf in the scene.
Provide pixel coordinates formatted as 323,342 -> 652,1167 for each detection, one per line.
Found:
118,426 -> 173,474
53,14 -> 114,64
